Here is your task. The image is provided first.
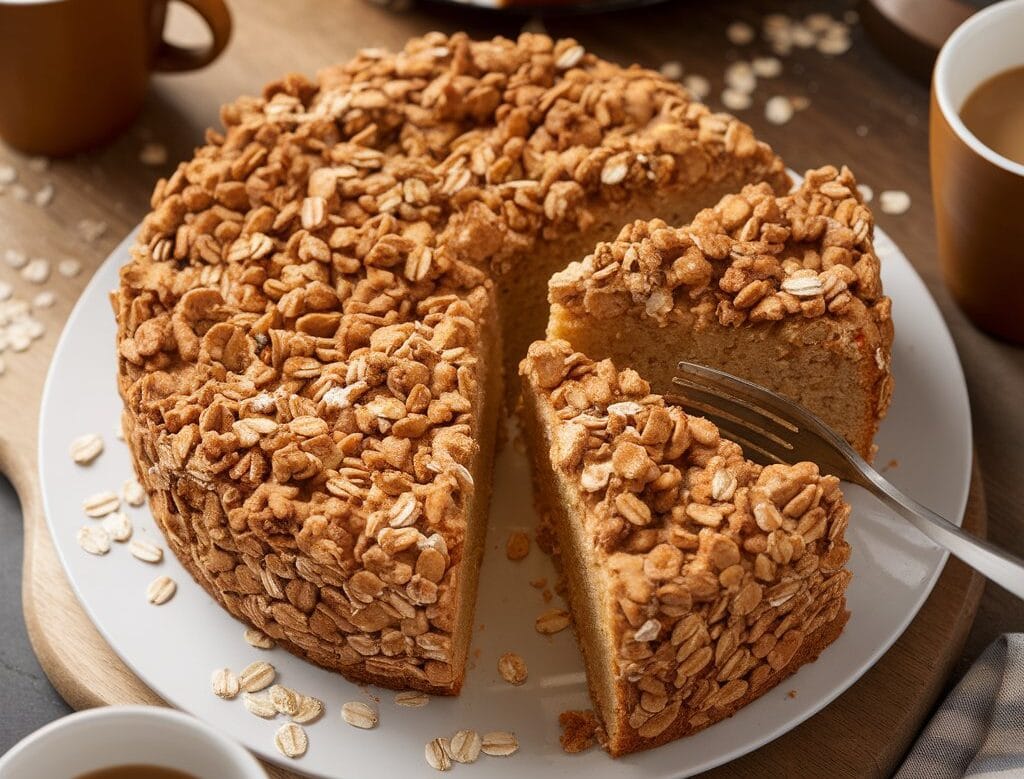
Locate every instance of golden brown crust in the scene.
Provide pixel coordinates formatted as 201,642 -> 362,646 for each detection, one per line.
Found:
114,33 -> 788,694
520,339 -> 853,756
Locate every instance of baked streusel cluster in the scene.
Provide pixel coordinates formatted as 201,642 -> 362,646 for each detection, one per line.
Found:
114,32 -> 783,690
549,165 -> 889,329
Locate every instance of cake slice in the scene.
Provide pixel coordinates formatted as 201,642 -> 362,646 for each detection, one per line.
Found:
546,165 -> 893,459
519,339 -> 853,756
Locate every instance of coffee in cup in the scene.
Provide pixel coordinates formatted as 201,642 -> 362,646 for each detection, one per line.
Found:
930,0 -> 1024,343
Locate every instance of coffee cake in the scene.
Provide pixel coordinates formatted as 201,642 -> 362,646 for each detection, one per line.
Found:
113,32 -> 787,694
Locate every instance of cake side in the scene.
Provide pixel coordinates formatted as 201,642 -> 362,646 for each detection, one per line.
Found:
520,339 -> 853,756
547,165 -> 894,458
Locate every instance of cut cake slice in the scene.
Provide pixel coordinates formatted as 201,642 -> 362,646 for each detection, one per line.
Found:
546,165 -> 893,459
519,339 -> 853,756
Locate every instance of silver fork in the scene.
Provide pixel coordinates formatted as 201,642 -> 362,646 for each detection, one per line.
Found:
672,361 -> 1024,600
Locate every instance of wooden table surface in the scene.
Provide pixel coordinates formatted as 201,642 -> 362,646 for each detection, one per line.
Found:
1,0 -> 1020,775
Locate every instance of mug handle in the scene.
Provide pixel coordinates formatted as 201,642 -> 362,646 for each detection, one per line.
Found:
153,0 -> 232,73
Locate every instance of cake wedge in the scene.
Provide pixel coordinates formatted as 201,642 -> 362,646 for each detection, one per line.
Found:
519,339 -> 853,756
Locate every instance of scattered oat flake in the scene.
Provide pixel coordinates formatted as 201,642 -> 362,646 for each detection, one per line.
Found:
791,22 -> 816,48
31,290 -> 55,309
506,531 -> 530,561
0,280 -> 11,301
4,249 -> 27,269
269,684 -> 301,716
146,575 -> 176,605
211,668 -> 240,699
425,738 -> 452,772
341,701 -> 378,729
33,183 -> 54,207
139,142 -> 168,166
101,511 -> 132,542
880,190 -> 911,215
721,88 -> 752,111
274,722 -> 308,759
683,74 -> 710,100
555,44 -> 584,70
726,20 -> 756,45
535,608 -> 571,635
765,96 -> 795,125
292,695 -> 324,724
57,258 -> 82,277
498,652 -> 528,685
77,218 -> 108,243
83,490 -> 120,517
0,165 -> 16,184
658,61 -> 683,81
395,690 -> 429,708
69,433 -> 104,464
481,731 -> 519,756
123,478 -> 146,506
818,30 -> 852,56
244,627 -> 275,649
725,61 -> 756,93
238,661 -> 276,692
856,124 -> 870,137
21,258 -> 50,284
129,538 -> 163,563
752,56 -> 783,78
450,729 -> 482,764
858,184 -> 874,203
77,525 -> 111,555
243,692 -> 277,718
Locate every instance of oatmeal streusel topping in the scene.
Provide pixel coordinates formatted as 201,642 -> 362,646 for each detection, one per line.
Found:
114,32 -> 784,690
549,165 -> 890,331
522,339 -> 852,740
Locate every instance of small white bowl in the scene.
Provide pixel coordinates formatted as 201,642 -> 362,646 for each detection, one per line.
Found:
0,705 -> 267,779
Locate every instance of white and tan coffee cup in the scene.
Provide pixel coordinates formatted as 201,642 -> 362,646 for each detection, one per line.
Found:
930,0 -> 1024,343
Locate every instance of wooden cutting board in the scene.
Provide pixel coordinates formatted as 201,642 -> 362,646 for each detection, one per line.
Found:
0,1 -> 986,776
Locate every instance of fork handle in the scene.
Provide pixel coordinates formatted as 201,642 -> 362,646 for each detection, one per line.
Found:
865,471 -> 1024,599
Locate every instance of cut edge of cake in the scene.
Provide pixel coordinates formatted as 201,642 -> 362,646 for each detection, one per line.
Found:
519,338 -> 853,756
546,165 -> 893,460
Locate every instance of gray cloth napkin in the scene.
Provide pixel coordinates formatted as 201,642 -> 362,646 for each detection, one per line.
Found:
897,635 -> 1024,778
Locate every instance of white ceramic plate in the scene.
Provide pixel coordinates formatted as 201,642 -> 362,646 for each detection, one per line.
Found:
38,223 -> 971,778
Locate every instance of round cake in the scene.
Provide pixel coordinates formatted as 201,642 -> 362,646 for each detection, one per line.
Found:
114,32 -> 791,696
